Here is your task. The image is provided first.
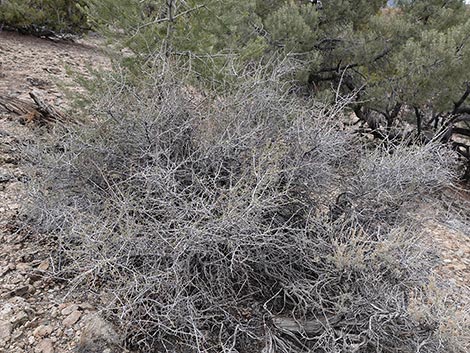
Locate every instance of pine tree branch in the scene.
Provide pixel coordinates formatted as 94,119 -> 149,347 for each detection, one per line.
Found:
138,4 -> 206,29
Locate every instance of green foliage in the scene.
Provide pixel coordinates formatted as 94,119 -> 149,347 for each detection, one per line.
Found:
0,0 -> 87,35
264,3 -> 319,52
81,1 -> 470,120
76,0 -> 470,175
357,1 -> 470,114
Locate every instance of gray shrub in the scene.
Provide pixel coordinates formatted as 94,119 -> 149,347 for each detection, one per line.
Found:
24,68 -> 466,353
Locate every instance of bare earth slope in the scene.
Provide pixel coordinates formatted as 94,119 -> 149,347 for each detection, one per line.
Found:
0,31 -> 126,353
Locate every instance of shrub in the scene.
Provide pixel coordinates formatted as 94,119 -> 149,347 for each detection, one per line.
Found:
24,66 -> 466,353
0,0 -> 87,36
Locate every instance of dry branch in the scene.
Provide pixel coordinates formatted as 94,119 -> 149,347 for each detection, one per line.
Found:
29,90 -> 68,124
0,91 -> 70,124
272,315 -> 342,334
0,95 -> 36,115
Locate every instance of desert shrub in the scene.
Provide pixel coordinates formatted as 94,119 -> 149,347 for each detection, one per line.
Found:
24,66 -> 466,353
0,0 -> 87,36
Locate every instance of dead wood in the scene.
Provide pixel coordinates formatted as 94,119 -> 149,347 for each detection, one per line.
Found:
0,95 -> 36,116
272,315 -> 342,334
29,90 -> 68,124
0,91 -> 71,124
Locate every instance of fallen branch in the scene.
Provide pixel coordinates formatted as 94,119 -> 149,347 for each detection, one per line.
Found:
0,91 -> 72,125
29,90 -> 68,124
0,96 -> 36,116
272,314 -> 342,334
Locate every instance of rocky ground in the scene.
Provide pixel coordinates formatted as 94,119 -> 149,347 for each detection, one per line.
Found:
0,31 -> 126,353
0,29 -> 468,353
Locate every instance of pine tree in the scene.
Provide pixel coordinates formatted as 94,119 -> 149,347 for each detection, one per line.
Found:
0,0 -> 87,35
81,0 -> 470,171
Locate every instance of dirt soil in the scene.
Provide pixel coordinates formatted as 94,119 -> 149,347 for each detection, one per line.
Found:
0,30 -> 468,353
0,31 -> 127,353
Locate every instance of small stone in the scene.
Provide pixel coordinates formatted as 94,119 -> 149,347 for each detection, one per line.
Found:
28,272 -> 42,282
10,311 -> 28,327
12,328 -> 23,340
63,310 -> 81,327
0,266 -> 11,276
10,275 -> 25,284
0,173 -> 11,183
49,307 -> 58,319
0,303 -> 14,319
9,285 -> 29,298
27,285 -> 36,294
38,260 -> 49,271
78,313 -> 120,352
61,304 -> 79,316
36,338 -> 54,353
33,325 -> 53,338
78,302 -> 94,311
0,321 -> 12,341
16,263 -> 32,271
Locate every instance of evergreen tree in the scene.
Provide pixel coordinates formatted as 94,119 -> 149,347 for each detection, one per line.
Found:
81,0 -> 470,173
0,0 -> 87,35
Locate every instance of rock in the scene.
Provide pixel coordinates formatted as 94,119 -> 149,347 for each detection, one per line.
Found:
8,285 -> 29,298
38,260 -> 49,271
0,173 -> 11,183
33,325 -> 53,338
10,310 -> 28,327
58,303 -> 68,311
0,265 -> 12,276
63,310 -> 81,327
36,338 -> 54,353
16,262 -> 32,271
0,304 -> 14,321
49,306 -> 58,319
28,285 -> 36,294
78,302 -> 94,311
61,304 -> 79,316
10,274 -> 25,284
78,313 -> 120,353
0,321 -> 12,341
12,328 -> 23,340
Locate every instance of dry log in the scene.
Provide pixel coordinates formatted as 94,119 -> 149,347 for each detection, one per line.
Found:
272,314 -> 342,334
0,91 -> 70,125
0,96 -> 36,115
272,315 -> 367,352
29,90 -> 68,124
